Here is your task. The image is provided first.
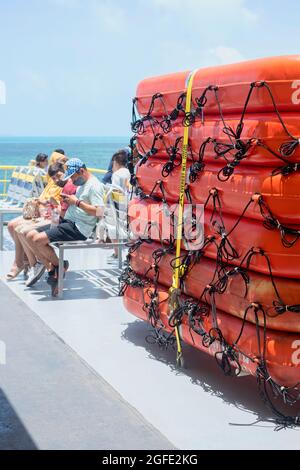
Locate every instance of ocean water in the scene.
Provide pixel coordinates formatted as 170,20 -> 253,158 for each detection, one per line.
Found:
0,136 -> 130,230
0,136 -> 129,170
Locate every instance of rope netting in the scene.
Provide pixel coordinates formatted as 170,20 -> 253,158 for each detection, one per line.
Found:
122,80 -> 300,428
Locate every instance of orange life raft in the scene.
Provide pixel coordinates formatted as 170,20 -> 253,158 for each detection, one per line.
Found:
136,114 -> 300,167
135,157 -> 300,224
128,198 -> 300,278
124,284 -> 300,388
125,56 -> 300,419
129,242 -> 300,333
136,55 -> 300,117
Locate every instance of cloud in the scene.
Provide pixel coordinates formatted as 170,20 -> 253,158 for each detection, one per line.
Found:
92,1 -> 126,32
155,41 -> 245,74
48,0 -> 126,32
208,46 -> 245,64
0,80 -> 6,105
136,0 -> 256,72
151,0 -> 258,22
19,69 -> 48,92
50,0 -> 81,6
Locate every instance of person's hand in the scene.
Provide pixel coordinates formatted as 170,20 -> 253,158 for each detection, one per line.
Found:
62,194 -> 78,206
49,197 -> 59,206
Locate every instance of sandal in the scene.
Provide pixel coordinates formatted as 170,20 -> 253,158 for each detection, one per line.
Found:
47,267 -> 59,297
46,261 -> 69,297
6,265 -> 26,281
23,265 -> 30,280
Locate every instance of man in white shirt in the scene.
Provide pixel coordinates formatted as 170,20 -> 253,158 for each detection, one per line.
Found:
111,150 -> 130,191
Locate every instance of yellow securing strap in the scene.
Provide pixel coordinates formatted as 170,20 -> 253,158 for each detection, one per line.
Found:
169,69 -> 198,362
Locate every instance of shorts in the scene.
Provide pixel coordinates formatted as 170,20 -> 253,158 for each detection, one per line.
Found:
15,217 -> 51,235
37,219 -> 87,243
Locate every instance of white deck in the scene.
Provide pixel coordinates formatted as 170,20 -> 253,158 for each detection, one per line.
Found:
1,229 -> 300,450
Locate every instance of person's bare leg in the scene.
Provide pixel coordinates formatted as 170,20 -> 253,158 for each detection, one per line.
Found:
26,231 -> 58,270
18,231 -> 37,268
7,217 -> 26,268
25,230 -> 52,269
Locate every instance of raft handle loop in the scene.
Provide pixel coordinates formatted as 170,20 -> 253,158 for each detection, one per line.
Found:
258,195 -> 300,248
161,136 -> 184,177
272,162 -> 300,176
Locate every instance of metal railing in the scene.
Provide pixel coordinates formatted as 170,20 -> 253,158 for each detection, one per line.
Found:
0,165 -> 15,198
0,165 -> 107,199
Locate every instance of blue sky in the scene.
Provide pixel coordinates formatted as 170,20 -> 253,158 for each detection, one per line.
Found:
0,0 -> 298,136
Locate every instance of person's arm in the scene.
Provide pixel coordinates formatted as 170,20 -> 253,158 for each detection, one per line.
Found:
77,199 -> 104,217
61,194 -> 104,216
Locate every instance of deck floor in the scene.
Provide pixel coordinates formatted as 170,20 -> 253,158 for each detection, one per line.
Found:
1,229 -> 300,449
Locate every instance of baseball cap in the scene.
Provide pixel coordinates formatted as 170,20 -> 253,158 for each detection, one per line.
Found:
63,158 -> 85,180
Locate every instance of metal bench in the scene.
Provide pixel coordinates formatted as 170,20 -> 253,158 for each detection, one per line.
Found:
53,239 -> 125,298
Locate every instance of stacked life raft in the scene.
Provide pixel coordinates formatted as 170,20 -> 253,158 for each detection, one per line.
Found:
121,55 -> 300,426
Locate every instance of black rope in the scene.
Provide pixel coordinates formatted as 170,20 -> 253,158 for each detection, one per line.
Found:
214,265 -> 250,296
238,247 -> 300,318
204,187 -> 225,226
143,288 -> 161,328
160,93 -> 186,133
256,139 -> 291,164
212,220 -> 239,263
204,81 -> 299,177
272,301 -> 300,316
131,94 -> 161,135
119,265 -> 150,296
137,133 -> 163,166
169,298 -> 208,329
183,87 -> 209,127
188,138 -> 207,183
128,135 -> 138,187
272,162 -> 300,176
126,237 -> 154,255
161,137 -> 183,177
145,327 -> 176,350
257,82 -> 299,158
215,137 -> 256,182
257,195 -> 300,248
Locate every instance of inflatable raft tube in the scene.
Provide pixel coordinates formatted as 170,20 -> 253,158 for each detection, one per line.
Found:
136,55 -> 300,117
135,158 -> 300,225
129,242 -> 300,333
124,284 -> 300,388
128,198 -> 300,278
137,114 -> 300,166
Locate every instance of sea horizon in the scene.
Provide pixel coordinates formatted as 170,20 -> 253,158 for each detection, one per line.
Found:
0,135 -> 130,169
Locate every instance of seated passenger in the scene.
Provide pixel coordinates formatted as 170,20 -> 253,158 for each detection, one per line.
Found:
6,157 -> 68,280
25,158 -> 105,296
102,147 -> 130,185
17,163 -> 77,287
34,153 -> 49,172
54,148 -> 65,156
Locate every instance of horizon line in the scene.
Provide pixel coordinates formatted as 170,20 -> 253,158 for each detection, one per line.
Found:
0,135 -> 130,138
